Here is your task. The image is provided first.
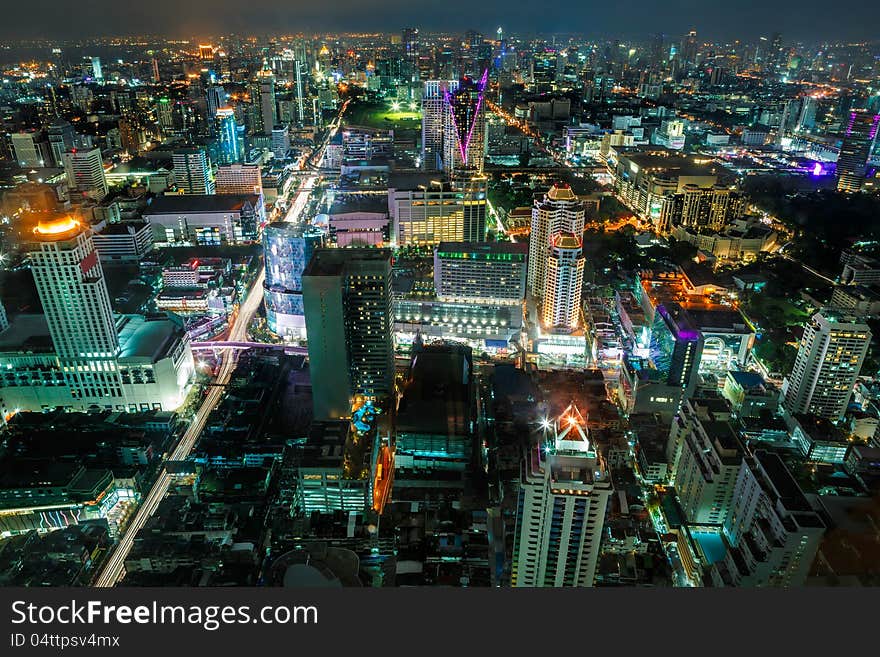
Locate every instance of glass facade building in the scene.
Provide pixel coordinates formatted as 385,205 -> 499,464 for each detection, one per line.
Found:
262,222 -> 324,336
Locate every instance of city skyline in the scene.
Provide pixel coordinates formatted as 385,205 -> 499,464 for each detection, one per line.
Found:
0,1 -> 878,42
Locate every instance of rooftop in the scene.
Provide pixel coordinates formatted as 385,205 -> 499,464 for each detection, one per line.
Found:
145,194 -> 260,214
116,314 -> 186,362
397,344 -> 472,437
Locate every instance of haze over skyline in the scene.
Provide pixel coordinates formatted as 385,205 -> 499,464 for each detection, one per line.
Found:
0,0 -> 877,42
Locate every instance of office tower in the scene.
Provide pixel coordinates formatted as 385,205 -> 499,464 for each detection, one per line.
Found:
250,70 -> 277,137
681,30 -> 698,67
402,27 -> 419,82
836,110 -> 880,192
782,311 -> 871,421
294,58 -> 306,125
215,163 -> 262,196
303,249 -> 395,420
769,32 -> 783,68
389,174 -> 487,245
215,108 -> 242,164
796,96 -> 818,132
172,148 -> 215,195
199,44 -> 214,62
28,216 -> 121,401
156,97 -> 174,136
433,241 -> 527,305
150,57 -> 160,83
90,56 -> 103,82
542,233 -> 584,332
422,79 -> 458,171
658,184 -> 746,233
62,147 -> 108,202
532,49 -> 558,93
669,401 -> 746,527
263,222 -> 324,337
11,132 -> 50,168
442,70 -> 488,174
651,303 -> 703,398
449,169 -> 488,242
51,47 -> 65,79
511,403 -> 612,587
205,85 -> 226,125
527,183 -> 585,297
271,125 -> 290,158
118,117 -> 142,154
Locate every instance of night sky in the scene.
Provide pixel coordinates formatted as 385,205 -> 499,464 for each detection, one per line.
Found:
0,0 -> 876,41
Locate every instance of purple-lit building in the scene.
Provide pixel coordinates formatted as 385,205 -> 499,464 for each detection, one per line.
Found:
443,70 -> 488,174
836,109 -> 880,192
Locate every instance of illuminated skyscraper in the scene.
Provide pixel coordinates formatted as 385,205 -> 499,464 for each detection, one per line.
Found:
402,27 -> 420,82
0,217 -> 194,413
205,85 -> 226,126
29,217 -> 119,367
250,70 -> 277,136
511,403 -> 612,587
62,147 -> 108,202
172,148 -> 215,194
836,110 -> 880,192
542,233 -> 584,332
422,79 -> 458,171
303,249 -> 395,420
527,183 -> 585,297
782,311 -> 871,422
90,56 -> 103,82
48,118 -> 77,166
215,108 -> 242,164
442,70 -> 488,174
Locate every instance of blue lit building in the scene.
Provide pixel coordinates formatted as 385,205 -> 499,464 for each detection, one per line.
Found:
651,303 -> 703,396
263,222 -> 324,337
215,107 -> 242,164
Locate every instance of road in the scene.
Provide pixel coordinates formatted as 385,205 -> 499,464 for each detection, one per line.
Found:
93,266 -> 264,587
93,113 -> 342,587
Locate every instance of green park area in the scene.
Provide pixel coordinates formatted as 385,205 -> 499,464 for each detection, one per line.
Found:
345,100 -> 422,130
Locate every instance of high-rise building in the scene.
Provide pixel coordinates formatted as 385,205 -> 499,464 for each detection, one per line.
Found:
172,148 -> 215,195
541,233 -> 584,332
650,303 -> 703,399
11,132 -> 51,168
527,183 -> 585,297
29,217 -> 120,367
433,241 -> 527,305
681,30 -> 698,67
532,49 -> 558,93
48,118 -> 77,166
1,218 -> 193,413
215,108 -> 242,164
205,86 -> 226,126
271,125 -> 290,159
389,173 -> 487,245
62,147 -> 108,202
511,403 -> 612,587
90,56 -> 103,82
421,79 -> 458,171
658,184 -> 746,233
263,222 -> 324,337
782,311 -> 871,421
442,70 -> 488,174
666,401 -> 825,587
402,27 -> 420,82
215,163 -> 262,196
303,249 -> 395,420
250,70 -> 277,137
836,110 -> 880,192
